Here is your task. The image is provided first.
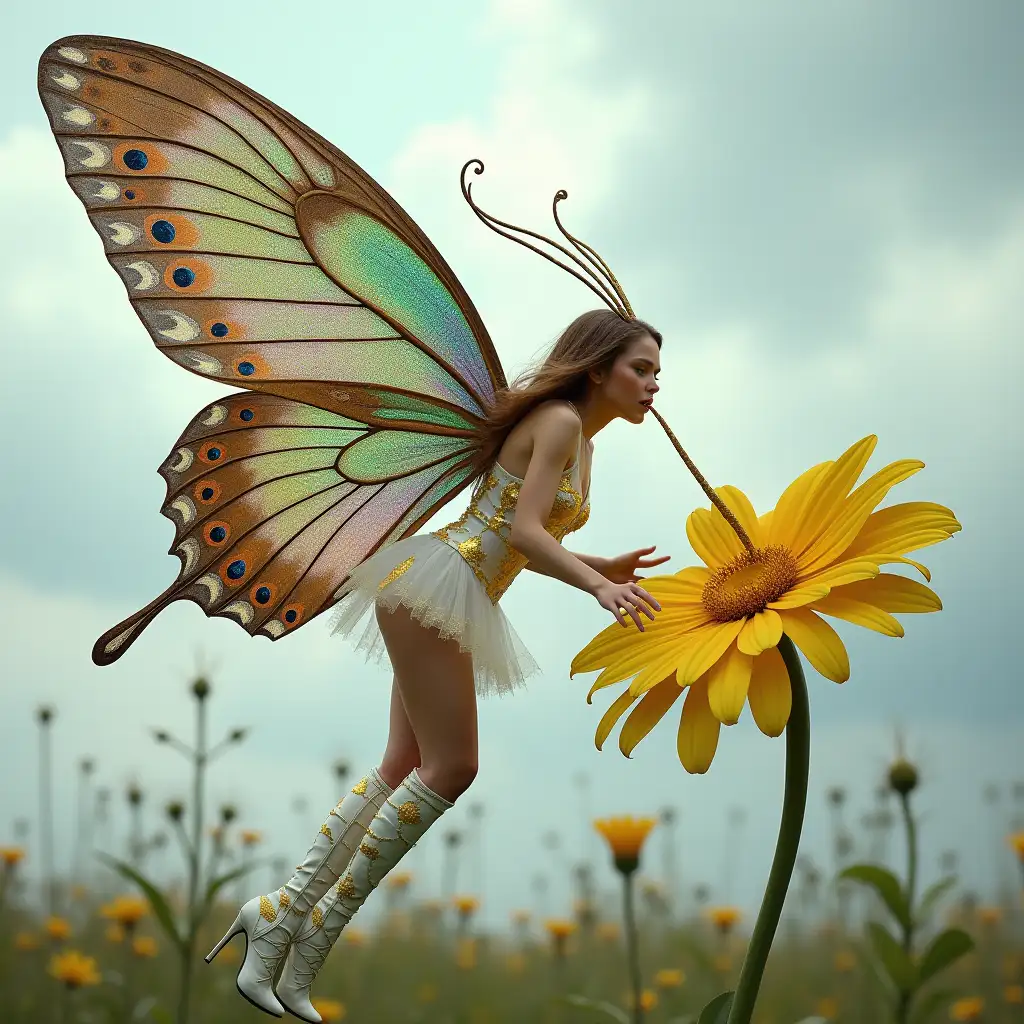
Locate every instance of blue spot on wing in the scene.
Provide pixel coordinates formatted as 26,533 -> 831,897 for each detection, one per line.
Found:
211,322 -> 229,337
123,149 -> 148,170
227,559 -> 246,580
238,361 -> 255,376
151,220 -> 175,244
255,586 -> 271,604
172,267 -> 195,287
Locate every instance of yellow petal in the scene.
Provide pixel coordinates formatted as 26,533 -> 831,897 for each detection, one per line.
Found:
685,486 -> 764,569
706,645 -> 754,725
768,585 -> 831,610
619,675 -> 685,756
747,647 -> 792,737
595,689 -> 639,749
572,610 -> 706,676
585,633 -> 692,698
737,609 -> 783,656
845,502 -> 961,561
674,619 -> 746,687
646,566 -> 712,599
799,558 -> 879,589
873,553 -> 932,582
628,644 -> 692,697
834,573 -> 942,613
812,593 -> 904,637
789,437 -> 877,557
779,608 -> 851,683
797,459 -> 924,575
677,676 -> 720,774
718,485 -> 765,548
769,462 -> 831,550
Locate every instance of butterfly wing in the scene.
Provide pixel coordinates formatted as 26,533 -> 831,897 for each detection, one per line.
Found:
37,35 -> 505,437
37,36 -> 509,662
94,391 -> 478,665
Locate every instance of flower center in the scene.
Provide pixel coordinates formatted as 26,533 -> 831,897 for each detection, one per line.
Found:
701,545 -> 798,622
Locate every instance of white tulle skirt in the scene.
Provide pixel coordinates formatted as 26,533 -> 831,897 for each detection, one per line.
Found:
328,534 -> 539,697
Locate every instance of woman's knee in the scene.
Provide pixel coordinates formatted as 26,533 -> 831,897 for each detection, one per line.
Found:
425,754 -> 478,800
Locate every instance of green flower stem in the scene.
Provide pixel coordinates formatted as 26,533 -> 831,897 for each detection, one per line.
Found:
896,790 -> 917,1024
727,634 -> 810,1024
621,870 -> 644,1024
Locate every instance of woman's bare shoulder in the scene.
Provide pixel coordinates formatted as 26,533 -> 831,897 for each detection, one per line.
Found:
521,399 -> 581,437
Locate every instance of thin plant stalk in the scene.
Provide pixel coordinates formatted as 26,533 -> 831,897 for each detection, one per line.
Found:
38,709 -> 56,917
177,687 -> 208,1024
895,790 -> 917,1024
622,871 -> 644,1024
727,635 -> 810,1024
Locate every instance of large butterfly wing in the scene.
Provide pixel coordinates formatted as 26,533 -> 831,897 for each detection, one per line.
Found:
37,35 -> 505,437
94,392 -> 478,665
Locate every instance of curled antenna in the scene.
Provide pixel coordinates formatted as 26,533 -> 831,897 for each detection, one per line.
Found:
460,159 -> 635,320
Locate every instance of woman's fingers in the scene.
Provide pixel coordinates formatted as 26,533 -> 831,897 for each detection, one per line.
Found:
631,584 -> 661,615
637,554 -> 671,568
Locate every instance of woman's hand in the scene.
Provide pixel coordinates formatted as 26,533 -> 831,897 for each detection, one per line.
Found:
592,580 -> 662,631
595,546 -> 671,584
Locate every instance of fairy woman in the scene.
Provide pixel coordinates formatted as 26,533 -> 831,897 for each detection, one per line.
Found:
39,35 -> 666,1021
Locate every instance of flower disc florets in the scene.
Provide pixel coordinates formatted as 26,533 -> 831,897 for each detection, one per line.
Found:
701,545 -> 798,622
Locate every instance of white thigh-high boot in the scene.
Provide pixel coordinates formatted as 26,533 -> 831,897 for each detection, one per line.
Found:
274,769 -> 453,1022
205,768 -> 392,1016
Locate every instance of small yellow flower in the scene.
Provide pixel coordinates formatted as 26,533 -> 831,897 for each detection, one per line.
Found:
455,937 -> 477,970
101,895 -> 148,929
240,829 -> 262,847
950,997 -> 984,1021
834,949 -> 857,972
44,917 -> 71,942
816,997 -> 839,1020
105,925 -> 125,944
310,998 -> 346,1022
594,816 -> 657,873
624,990 -> 658,1011
387,871 -> 413,890
342,928 -> 366,946
132,936 -> 158,958
0,847 -> 26,868
49,950 -> 101,989
596,921 -> 620,942
1008,832 -> 1024,863
453,894 -> 479,917
1005,985 -> 1024,1005
14,932 -> 39,951
654,967 -> 685,988
708,906 -> 742,935
573,436 -> 960,772
976,906 -> 1002,927
417,982 -> 439,1003
544,918 -> 577,958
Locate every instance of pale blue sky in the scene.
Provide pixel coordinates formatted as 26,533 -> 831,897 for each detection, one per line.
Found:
1,0 -> 1021,931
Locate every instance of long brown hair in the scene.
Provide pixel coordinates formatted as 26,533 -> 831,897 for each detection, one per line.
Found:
470,309 -> 662,478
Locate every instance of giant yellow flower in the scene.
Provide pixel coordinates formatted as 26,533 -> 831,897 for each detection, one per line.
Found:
572,436 -> 960,773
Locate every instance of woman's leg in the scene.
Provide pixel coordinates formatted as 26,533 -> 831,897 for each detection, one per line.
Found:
378,679 -> 421,789
375,601 -> 479,804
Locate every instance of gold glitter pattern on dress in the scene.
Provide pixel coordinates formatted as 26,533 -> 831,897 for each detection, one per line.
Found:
431,441 -> 590,604
397,801 -> 421,825
378,556 -> 416,591
351,777 -> 368,795
259,895 -> 276,923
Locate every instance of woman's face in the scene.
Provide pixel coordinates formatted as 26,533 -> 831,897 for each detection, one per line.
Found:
593,333 -> 661,424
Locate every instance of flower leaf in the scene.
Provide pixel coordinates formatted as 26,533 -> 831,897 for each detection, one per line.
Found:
96,853 -> 184,953
915,876 -> 957,926
697,991 -> 734,1024
563,994 -> 631,1023
909,989 -> 955,1024
840,864 -> 911,931
867,922 -> 917,992
917,928 -> 974,983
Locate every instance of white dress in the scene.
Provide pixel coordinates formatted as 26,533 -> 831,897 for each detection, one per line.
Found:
328,435 -> 591,697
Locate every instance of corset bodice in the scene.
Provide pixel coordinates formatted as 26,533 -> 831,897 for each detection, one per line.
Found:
433,456 -> 590,604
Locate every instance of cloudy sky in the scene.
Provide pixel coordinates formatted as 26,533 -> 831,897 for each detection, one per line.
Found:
1,0 -> 1022,932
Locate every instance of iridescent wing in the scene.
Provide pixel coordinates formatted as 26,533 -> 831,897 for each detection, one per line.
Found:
94,392 -> 478,665
37,35 -> 505,662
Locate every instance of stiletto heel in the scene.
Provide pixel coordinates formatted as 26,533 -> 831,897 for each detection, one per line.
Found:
205,910 -> 244,963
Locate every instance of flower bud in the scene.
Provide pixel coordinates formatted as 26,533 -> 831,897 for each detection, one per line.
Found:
888,758 -> 919,796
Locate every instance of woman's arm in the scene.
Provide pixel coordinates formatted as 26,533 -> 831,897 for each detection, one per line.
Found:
508,405 -> 660,630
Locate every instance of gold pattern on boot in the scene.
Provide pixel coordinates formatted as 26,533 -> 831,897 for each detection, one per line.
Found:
358,842 -> 379,859
320,823 -> 333,841
278,891 -> 290,909
311,906 -> 324,930
337,875 -> 356,899
397,801 -> 421,825
351,777 -> 368,795
259,895 -> 277,923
